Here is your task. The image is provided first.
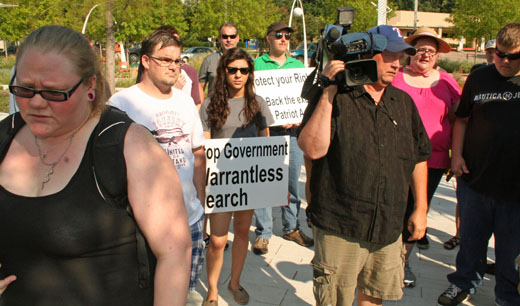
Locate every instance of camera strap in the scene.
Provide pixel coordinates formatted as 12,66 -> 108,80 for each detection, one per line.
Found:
368,32 -> 375,55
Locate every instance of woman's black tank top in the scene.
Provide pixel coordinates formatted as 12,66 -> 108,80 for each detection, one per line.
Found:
0,127 -> 153,306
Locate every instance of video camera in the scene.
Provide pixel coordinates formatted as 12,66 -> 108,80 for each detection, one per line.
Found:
303,7 -> 387,98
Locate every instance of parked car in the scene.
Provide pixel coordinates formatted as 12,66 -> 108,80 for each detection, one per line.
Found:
7,46 -> 17,55
290,42 -> 318,63
128,43 -> 142,65
181,46 -> 214,63
0,45 -> 17,55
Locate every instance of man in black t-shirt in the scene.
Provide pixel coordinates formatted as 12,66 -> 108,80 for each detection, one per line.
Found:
438,23 -> 520,306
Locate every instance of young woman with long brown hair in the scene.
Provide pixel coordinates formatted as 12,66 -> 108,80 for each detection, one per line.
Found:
199,48 -> 273,306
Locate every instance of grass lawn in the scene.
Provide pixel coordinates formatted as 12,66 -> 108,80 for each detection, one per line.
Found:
0,90 -> 9,113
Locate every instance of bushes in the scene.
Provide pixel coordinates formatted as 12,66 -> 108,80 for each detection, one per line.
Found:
438,58 -> 474,73
182,38 -> 213,48
0,56 -> 16,69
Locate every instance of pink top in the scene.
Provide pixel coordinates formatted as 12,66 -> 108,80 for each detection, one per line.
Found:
392,67 -> 461,169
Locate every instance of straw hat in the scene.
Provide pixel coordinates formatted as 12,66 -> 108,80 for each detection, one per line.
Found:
405,27 -> 451,53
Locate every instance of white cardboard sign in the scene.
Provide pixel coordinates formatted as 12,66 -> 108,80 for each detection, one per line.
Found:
204,136 -> 290,213
254,68 -> 314,126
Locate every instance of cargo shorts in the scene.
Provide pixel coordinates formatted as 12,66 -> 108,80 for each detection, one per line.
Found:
311,226 -> 405,306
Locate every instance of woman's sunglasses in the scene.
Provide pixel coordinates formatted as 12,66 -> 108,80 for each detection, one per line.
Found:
9,71 -> 84,102
495,48 -> 520,61
226,66 -> 250,75
274,32 -> 291,40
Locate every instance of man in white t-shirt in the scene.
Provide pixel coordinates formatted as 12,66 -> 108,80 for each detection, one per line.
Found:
108,29 -> 206,292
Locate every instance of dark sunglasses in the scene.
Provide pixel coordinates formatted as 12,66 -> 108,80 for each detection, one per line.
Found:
495,48 -> 520,61
274,32 -> 291,40
221,34 -> 237,39
148,55 -> 183,67
9,71 -> 84,102
226,66 -> 250,75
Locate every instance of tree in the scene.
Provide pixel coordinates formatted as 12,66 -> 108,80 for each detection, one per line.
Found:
190,0 -> 281,42
449,0 -> 520,47
313,0 -> 393,32
388,0 -> 456,12
0,0 -> 64,41
106,0 -> 116,94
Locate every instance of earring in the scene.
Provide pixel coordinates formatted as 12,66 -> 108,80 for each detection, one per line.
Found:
88,93 -> 95,100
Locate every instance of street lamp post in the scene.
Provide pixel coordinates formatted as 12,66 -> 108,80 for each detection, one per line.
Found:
82,4 -> 100,34
288,0 -> 308,67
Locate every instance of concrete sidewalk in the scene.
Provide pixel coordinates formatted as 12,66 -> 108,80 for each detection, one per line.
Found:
188,171 -> 497,306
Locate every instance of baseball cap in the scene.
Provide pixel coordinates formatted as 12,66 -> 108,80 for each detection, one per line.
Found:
367,25 -> 416,55
267,21 -> 294,36
485,39 -> 496,50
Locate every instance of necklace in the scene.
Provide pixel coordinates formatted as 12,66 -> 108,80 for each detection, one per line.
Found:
405,65 -> 431,78
33,123 -> 86,190
33,114 -> 92,190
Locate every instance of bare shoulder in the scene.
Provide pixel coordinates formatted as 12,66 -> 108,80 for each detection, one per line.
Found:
123,123 -> 167,162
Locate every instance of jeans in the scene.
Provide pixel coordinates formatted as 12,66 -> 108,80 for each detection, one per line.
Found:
447,179 -> 520,305
254,134 -> 303,238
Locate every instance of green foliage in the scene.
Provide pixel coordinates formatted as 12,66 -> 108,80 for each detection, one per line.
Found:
0,0 -> 65,41
448,0 -> 520,46
115,77 -> 135,88
389,0 -> 456,12
438,58 -> 474,73
0,69 -> 12,84
187,55 -> 205,73
190,0 -> 281,40
0,90 -> 9,113
182,38 -> 213,48
0,0 -> 187,43
312,0 -> 377,32
0,56 -> 16,70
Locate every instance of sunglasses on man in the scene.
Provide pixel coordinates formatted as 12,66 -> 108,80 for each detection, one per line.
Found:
221,34 -> 237,39
273,32 -> 291,40
495,48 -> 520,61
226,66 -> 250,75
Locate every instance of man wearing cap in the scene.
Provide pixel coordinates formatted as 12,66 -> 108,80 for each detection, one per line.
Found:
437,22 -> 520,306
470,39 -> 496,73
199,23 -> 240,100
251,21 -> 312,255
298,25 -> 431,305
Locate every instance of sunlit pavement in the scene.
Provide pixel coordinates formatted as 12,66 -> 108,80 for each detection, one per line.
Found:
188,170 -> 496,305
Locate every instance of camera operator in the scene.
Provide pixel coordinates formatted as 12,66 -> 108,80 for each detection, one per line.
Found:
298,25 -> 431,306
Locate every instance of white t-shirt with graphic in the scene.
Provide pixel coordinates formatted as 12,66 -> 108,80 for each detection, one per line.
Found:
109,85 -> 205,225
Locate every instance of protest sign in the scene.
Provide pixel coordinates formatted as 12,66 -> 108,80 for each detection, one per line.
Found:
254,68 -> 314,126
205,136 -> 290,213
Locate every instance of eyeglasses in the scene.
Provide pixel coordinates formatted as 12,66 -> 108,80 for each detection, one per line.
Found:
221,34 -> 237,39
226,66 -> 250,75
495,48 -> 520,61
273,32 -> 291,40
416,48 -> 437,56
9,71 -> 84,102
148,55 -> 183,67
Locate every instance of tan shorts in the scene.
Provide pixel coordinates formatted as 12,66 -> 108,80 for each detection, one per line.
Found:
312,226 -> 405,306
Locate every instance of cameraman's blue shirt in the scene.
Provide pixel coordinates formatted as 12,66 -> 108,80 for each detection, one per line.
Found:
254,53 -> 304,70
